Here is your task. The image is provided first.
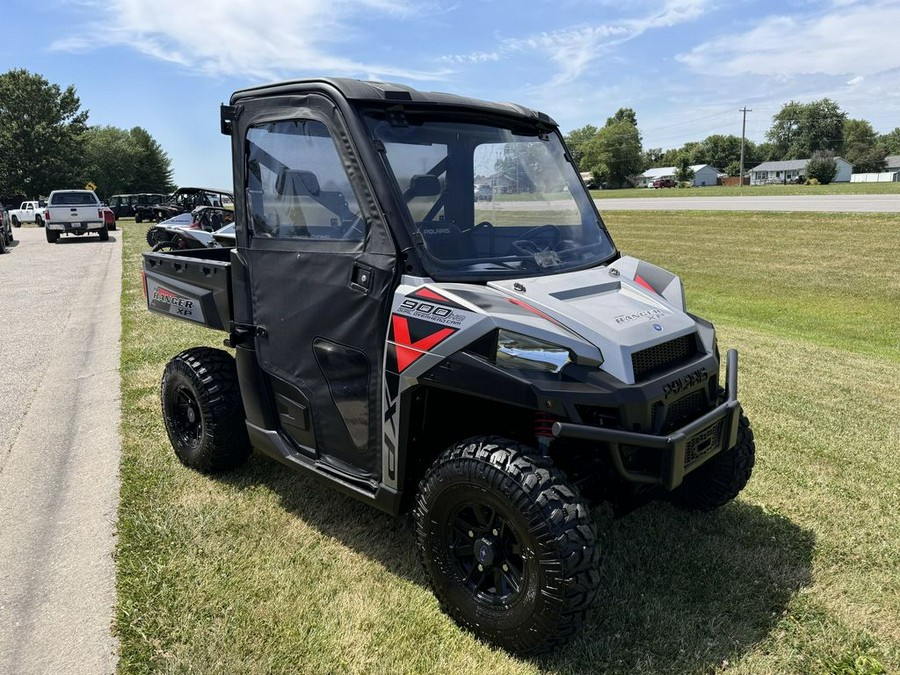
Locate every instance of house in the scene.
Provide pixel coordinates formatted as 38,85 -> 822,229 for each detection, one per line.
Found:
639,164 -> 721,188
885,155 -> 900,172
750,157 -> 853,185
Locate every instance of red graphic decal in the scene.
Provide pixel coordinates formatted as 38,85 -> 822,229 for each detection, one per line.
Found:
412,287 -> 449,303
507,298 -> 563,327
391,315 -> 455,372
155,287 -> 177,299
634,274 -> 656,294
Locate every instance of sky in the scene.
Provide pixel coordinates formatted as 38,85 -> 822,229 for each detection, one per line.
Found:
3,0 -> 899,190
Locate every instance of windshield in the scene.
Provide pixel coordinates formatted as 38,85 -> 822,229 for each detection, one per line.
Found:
365,113 -> 615,280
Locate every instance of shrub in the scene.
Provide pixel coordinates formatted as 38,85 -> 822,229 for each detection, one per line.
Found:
806,177 -> 820,186
806,150 -> 838,184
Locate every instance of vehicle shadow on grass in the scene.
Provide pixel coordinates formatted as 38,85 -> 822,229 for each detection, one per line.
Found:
222,456 -> 813,674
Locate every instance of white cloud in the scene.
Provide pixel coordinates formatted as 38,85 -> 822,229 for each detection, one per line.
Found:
677,1 -> 900,78
442,0 -> 715,85
51,0 -> 451,81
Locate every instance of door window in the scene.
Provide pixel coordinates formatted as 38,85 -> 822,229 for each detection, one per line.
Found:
246,120 -> 364,242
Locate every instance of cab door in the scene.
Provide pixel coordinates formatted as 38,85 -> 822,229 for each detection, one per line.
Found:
233,96 -> 397,482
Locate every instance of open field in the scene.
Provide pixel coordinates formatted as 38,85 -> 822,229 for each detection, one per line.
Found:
116,213 -> 898,674
592,182 -> 900,199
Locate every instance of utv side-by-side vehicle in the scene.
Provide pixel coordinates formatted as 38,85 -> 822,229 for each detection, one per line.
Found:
137,186 -> 234,231
142,78 -> 755,655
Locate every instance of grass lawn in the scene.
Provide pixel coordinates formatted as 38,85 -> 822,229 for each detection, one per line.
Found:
592,182 -> 900,199
116,212 -> 899,674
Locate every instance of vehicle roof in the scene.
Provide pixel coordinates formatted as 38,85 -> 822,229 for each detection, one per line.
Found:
173,187 -> 233,195
230,78 -> 558,128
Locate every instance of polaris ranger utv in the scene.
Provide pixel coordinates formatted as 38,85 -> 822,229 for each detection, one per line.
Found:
143,78 -> 754,655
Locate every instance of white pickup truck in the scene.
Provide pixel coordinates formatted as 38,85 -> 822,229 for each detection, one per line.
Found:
8,200 -> 47,227
43,190 -> 108,243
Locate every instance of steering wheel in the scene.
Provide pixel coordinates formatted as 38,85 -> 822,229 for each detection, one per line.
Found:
509,224 -> 561,257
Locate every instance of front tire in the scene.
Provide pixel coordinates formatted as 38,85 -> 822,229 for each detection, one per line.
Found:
11,216 -> 19,228
415,437 -> 600,655
146,227 -> 162,247
160,347 -> 251,473
35,216 -> 43,227
669,414 -> 755,511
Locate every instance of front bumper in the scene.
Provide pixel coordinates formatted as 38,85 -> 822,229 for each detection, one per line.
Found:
553,349 -> 742,490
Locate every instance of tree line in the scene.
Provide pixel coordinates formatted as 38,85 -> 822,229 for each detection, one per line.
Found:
565,98 -> 900,188
0,69 -> 175,203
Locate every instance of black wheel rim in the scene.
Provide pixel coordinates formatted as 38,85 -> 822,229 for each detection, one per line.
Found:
170,384 -> 202,448
447,502 -> 526,606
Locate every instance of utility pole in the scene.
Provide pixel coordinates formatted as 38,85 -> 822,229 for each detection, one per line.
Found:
739,107 -> 751,186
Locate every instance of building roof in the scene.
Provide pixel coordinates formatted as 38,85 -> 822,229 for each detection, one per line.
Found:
751,159 -> 808,172
641,164 -> 717,178
751,157 -> 851,172
884,155 -> 900,169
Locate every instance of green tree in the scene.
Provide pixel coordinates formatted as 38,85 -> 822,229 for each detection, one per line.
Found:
879,127 -> 900,155
642,147 -> 664,170
564,124 -> 599,170
581,113 -> 643,189
81,125 -> 175,199
0,69 -> 88,198
130,127 -> 175,192
691,134 -> 761,172
82,126 -> 139,199
806,150 -> 838,184
674,154 -> 695,184
842,119 -> 886,173
766,98 -> 846,159
606,107 -> 637,127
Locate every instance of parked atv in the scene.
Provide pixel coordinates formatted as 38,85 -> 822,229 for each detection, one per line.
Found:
146,205 -> 234,249
136,187 -> 233,226
143,78 -> 755,655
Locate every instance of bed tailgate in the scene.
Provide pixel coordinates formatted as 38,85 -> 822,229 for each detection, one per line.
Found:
142,249 -> 232,331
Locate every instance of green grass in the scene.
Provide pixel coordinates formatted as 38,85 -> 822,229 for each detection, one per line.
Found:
592,182 -> 900,198
116,213 -> 899,674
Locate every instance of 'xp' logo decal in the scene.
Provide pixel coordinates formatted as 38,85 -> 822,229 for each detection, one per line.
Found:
150,285 -> 200,320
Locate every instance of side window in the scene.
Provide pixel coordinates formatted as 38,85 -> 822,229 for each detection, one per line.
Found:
246,119 -> 364,242
380,141 -> 447,224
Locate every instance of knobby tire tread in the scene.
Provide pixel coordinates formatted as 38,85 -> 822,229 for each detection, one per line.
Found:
415,436 -> 600,655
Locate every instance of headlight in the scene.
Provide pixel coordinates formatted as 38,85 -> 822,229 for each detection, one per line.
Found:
495,329 -> 572,373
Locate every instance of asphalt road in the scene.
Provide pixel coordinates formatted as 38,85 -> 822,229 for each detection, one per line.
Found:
0,226 -> 121,674
594,193 -> 900,212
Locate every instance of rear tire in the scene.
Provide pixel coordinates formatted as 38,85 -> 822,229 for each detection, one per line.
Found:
98,226 -> 109,241
669,414 -> 755,511
160,347 -> 250,473
135,213 -> 143,224
415,436 -> 600,655
46,228 -> 59,243
0,232 -> 6,254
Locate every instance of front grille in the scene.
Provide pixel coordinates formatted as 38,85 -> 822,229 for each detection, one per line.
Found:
663,390 -> 707,432
684,420 -> 724,466
631,334 -> 697,381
